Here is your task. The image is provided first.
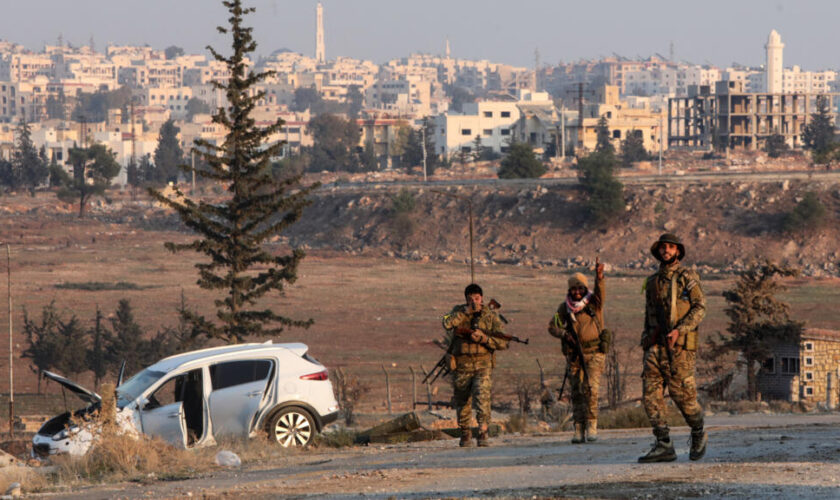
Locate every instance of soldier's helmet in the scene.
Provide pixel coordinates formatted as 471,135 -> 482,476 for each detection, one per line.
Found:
650,233 -> 686,261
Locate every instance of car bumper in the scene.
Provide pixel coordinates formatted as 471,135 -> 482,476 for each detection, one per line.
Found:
320,410 -> 339,428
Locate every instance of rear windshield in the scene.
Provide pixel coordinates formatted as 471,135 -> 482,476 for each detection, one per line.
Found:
116,369 -> 166,408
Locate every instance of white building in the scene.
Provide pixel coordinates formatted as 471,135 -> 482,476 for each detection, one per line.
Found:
433,96 -> 523,158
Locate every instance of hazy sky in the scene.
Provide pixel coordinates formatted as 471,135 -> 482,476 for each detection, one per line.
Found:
2,0 -> 839,70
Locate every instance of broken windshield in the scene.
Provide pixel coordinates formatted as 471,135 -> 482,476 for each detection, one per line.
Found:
116,369 -> 167,409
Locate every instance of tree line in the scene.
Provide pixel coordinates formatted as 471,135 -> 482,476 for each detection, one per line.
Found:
22,295 -> 205,392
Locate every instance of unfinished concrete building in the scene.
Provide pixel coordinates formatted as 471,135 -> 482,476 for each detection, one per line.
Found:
668,80 -> 838,151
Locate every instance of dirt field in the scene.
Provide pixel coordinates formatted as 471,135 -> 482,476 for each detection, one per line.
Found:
0,191 -> 838,412
40,412 -> 840,499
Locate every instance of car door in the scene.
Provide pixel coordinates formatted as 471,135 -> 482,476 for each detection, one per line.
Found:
139,373 -> 189,448
207,359 -> 273,438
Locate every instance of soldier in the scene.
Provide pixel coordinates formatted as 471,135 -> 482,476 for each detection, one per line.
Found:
638,233 -> 707,463
548,258 -> 609,443
441,283 -> 509,447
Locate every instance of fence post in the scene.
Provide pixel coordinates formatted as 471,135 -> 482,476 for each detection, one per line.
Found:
409,366 -> 417,410
382,364 -> 392,414
421,364 -> 433,410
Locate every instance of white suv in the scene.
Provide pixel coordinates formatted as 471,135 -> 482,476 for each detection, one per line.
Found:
33,341 -> 340,456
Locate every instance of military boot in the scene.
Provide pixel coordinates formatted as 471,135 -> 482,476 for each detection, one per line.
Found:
586,420 -> 598,442
459,429 -> 474,448
638,437 -> 676,463
571,423 -> 585,444
689,428 -> 707,461
477,427 -> 490,447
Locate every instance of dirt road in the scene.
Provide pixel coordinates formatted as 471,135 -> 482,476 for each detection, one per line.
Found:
51,413 -> 840,499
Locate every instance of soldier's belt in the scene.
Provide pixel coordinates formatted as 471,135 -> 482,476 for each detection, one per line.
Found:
455,353 -> 492,361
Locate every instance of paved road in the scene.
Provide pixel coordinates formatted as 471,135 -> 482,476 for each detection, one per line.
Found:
59,412 -> 840,499
322,169 -> 840,193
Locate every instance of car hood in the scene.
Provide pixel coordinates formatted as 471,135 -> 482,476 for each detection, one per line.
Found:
43,370 -> 101,405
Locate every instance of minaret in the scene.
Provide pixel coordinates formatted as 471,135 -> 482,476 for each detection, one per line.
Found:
315,2 -> 325,63
765,30 -> 784,93
445,38 -> 451,60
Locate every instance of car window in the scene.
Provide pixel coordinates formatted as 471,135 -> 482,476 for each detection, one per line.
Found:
145,374 -> 185,410
117,369 -> 166,408
209,360 -> 272,391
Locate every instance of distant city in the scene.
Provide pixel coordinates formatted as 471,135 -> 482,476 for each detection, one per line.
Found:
0,2 -> 837,182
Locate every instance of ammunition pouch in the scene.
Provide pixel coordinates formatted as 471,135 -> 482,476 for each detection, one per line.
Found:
447,353 -> 457,371
681,330 -> 698,351
598,328 -> 612,353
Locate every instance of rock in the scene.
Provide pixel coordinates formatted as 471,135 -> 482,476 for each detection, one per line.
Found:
663,220 -> 677,231
215,450 -> 241,467
781,180 -> 790,191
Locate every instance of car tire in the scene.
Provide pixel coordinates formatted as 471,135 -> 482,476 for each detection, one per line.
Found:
267,407 -> 316,447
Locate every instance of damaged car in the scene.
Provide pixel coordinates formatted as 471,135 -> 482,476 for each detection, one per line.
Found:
33,341 -> 340,457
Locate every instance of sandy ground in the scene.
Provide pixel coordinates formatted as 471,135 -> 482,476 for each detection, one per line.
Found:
41,413 -> 840,500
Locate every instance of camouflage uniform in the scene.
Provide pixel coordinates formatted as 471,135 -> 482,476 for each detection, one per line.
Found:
641,259 -> 706,440
548,272 -> 608,433
442,304 -> 509,433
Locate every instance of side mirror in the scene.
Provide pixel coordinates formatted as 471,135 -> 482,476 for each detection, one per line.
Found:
137,397 -> 149,410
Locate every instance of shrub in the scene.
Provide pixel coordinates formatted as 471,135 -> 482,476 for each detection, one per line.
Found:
390,188 -> 416,214
578,150 -> 625,226
498,142 -> 546,179
781,191 -> 826,233
598,404 -> 684,429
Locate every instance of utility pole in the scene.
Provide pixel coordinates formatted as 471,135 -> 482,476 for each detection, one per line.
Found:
421,122 -> 428,182
191,150 -> 196,193
659,114 -> 664,175
560,107 -> 566,160
6,245 -> 13,437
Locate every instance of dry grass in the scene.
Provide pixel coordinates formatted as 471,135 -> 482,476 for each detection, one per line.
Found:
0,466 -> 48,495
598,404 -> 685,430
51,433 -> 213,484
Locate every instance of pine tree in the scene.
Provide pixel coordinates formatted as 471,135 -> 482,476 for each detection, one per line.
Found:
578,149 -> 624,226
707,261 -> 802,400
87,306 -> 111,389
107,299 -> 146,376
53,316 -> 89,378
802,95 -> 837,164
152,119 -> 185,184
764,132 -> 788,159
595,114 -> 615,155
12,117 -> 48,195
497,141 -> 546,179
148,0 -> 317,343
620,130 -> 649,167
21,302 -> 63,394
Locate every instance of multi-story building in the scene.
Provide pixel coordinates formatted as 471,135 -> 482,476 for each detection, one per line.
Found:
669,80 -> 838,151
433,96 -> 521,158
365,76 -> 432,118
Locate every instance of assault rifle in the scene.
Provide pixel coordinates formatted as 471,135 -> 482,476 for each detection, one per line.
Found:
652,278 -> 676,379
554,311 -> 588,385
423,300 -> 527,385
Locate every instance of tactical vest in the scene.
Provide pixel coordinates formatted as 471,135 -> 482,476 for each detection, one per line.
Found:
649,268 -> 698,351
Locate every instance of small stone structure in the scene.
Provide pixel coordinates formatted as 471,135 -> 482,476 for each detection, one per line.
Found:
757,328 -> 840,407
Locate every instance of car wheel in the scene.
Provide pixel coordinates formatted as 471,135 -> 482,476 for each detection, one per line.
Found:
268,407 -> 315,447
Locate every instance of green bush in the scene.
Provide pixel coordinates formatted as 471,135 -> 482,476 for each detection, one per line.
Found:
782,191 -> 826,233
390,188 -> 416,214
578,150 -> 625,226
498,142 -> 546,179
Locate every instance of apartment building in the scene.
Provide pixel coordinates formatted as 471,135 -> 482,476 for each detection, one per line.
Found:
433,97 -> 520,158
